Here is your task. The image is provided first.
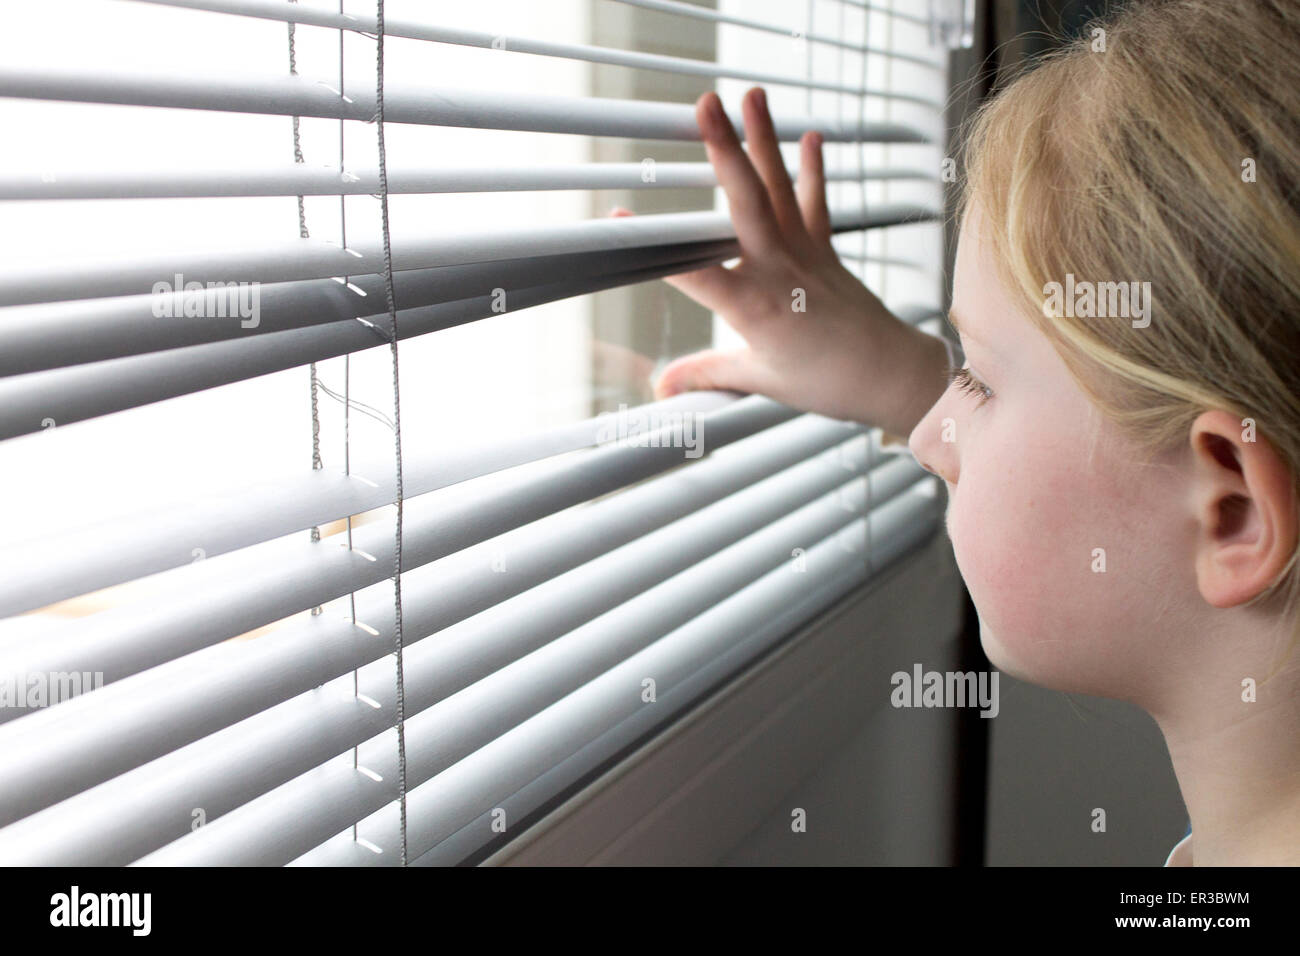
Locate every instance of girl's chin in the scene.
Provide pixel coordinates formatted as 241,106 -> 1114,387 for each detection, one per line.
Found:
977,618 -> 1128,699
978,625 -> 1057,691
976,619 -> 1017,677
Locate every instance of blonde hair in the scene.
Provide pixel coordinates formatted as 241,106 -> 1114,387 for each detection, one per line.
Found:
958,0 -> 1300,673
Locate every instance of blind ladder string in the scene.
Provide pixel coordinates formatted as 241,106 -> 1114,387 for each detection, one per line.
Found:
332,0 -> 365,845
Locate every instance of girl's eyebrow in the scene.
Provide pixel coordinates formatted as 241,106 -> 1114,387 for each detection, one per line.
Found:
946,308 -> 985,349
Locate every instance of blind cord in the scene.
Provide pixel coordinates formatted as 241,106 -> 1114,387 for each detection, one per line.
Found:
337,11 -> 358,650
372,0 -> 410,868
288,4 -> 326,569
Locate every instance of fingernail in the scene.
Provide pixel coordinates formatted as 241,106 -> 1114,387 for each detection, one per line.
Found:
754,87 -> 767,110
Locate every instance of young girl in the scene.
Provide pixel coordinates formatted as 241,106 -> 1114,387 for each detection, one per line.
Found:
646,0 -> 1300,866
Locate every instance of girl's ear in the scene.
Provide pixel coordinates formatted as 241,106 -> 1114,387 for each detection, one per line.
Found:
1188,410 -> 1299,609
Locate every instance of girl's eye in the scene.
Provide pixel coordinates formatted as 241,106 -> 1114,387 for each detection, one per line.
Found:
947,365 -> 993,407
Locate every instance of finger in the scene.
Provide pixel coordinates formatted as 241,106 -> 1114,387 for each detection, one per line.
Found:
741,87 -> 810,242
696,92 -> 784,257
652,347 -> 770,400
592,339 -> 657,386
796,131 -> 833,245
609,206 -> 744,312
661,261 -> 743,314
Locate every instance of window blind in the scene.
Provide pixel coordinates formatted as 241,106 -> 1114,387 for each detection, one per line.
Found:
0,0 -> 953,866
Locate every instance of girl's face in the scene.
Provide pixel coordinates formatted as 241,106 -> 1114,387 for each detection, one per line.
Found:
907,208 -> 1200,705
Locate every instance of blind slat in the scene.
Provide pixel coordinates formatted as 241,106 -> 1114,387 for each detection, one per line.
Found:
0,163 -> 935,201
0,241 -> 741,375
122,0 -> 944,108
0,203 -> 935,307
0,65 -> 932,144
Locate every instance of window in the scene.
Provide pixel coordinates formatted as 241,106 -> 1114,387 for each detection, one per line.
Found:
0,0 -> 952,865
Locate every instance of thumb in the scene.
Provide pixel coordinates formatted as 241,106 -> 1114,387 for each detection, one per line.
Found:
609,205 -> 738,312
652,348 -> 769,400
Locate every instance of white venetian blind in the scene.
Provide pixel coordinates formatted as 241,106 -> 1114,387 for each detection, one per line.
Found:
0,0 -> 955,866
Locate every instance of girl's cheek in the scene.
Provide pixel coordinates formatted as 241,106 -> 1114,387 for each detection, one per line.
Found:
948,472 -> 1045,651
945,446 -> 1103,687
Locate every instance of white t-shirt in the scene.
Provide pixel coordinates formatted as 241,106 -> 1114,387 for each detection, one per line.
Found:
1164,832 -> 1192,866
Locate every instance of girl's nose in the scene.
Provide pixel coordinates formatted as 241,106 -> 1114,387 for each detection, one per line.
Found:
915,456 -> 942,479
907,400 -> 958,485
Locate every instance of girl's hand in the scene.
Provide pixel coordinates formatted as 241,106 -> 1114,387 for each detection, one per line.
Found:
642,87 -> 948,439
